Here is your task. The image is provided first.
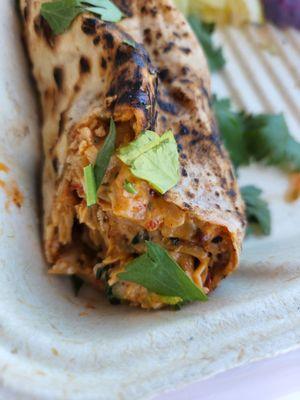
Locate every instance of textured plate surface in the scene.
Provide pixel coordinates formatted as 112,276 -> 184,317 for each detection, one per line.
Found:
0,2 -> 300,399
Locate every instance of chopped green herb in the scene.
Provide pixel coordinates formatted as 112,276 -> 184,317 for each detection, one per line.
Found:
83,118 -> 116,206
244,114 -> 300,171
213,96 -> 249,168
118,130 -> 180,194
118,242 -> 208,303
41,0 -> 123,35
241,185 -> 271,236
123,38 -> 137,48
84,0 -> 123,22
94,118 -> 116,188
83,164 -> 97,206
213,96 -> 300,172
124,179 -> 137,194
188,15 -> 225,72
118,131 -> 160,163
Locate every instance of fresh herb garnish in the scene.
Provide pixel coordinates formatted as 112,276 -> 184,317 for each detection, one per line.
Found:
213,96 -> 249,168
41,0 -> 123,35
213,96 -> 300,172
188,15 -> 225,72
83,164 -> 97,206
241,186 -> 271,236
213,97 -> 274,236
94,118 -> 116,188
124,180 -> 137,194
118,130 -> 180,194
245,114 -> 300,171
84,118 -> 116,206
118,241 -> 208,303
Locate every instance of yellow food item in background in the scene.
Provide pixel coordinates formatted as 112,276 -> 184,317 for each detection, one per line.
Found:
175,0 -> 190,15
175,0 -> 264,25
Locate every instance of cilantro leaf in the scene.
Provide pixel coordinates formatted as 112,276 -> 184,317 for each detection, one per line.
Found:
94,118 -> 116,188
213,96 -> 300,172
244,114 -> 300,171
118,242 -> 208,303
118,130 -> 180,194
84,0 -> 123,22
124,180 -> 137,194
118,131 -> 160,164
188,15 -> 225,72
84,118 -> 116,206
41,0 -> 123,35
41,0 -> 82,35
212,96 -> 249,168
241,186 -> 271,236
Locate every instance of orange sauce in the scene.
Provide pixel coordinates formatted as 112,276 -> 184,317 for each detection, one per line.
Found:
286,173 -> 300,202
0,179 -> 24,210
0,163 -> 9,173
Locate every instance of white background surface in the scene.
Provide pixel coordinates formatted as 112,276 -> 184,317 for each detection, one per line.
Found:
156,349 -> 300,400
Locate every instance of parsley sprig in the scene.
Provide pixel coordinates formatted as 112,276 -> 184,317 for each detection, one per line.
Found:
41,0 -> 123,35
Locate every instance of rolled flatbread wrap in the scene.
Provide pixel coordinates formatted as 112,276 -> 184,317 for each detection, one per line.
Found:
20,0 -> 246,308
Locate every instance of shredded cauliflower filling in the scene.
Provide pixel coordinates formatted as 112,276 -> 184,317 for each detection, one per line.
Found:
48,117 -> 234,306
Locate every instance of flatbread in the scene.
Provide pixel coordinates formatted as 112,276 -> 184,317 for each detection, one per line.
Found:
20,0 -> 246,308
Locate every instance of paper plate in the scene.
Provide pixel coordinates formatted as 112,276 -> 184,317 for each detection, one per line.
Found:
0,2 -> 300,399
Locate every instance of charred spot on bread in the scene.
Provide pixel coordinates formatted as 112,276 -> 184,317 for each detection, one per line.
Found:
163,42 -> 175,53
143,28 -> 152,45
157,95 -> 178,115
179,124 -> 189,136
80,56 -> 90,73
53,67 -> 63,90
179,47 -> 192,55
158,68 -> 170,82
101,57 -> 107,69
227,189 -> 237,198
150,6 -> 158,17
93,35 -> 101,46
52,157 -> 59,173
181,66 -> 190,76
181,167 -> 188,177
34,15 -> 56,47
103,32 -> 114,49
81,18 -> 99,35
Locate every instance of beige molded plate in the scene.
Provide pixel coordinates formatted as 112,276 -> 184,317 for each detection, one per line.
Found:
0,2 -> 300,399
